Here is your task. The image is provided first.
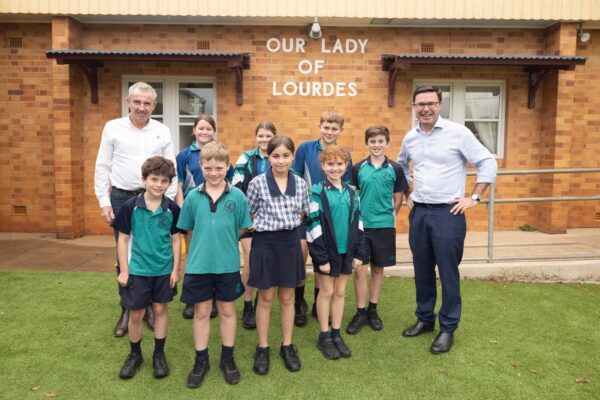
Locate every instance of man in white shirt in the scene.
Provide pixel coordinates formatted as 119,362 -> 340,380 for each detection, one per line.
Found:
95,82 -> 177,337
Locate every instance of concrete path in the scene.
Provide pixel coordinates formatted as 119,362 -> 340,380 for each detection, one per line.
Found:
1,229 -> 599,282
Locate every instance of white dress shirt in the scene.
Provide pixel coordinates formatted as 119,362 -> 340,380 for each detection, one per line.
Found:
397,117 -> 497,204
94,116 -> 177,208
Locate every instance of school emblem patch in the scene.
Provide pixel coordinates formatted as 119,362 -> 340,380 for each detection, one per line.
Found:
159,215 -> 170,229
224,200 -> 236,213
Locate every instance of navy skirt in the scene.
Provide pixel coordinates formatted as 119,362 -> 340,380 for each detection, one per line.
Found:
248,227 -> 305,289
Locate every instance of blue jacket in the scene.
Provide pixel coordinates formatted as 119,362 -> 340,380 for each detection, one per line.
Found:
292,139 -> 352,187
306,180 -> 367,269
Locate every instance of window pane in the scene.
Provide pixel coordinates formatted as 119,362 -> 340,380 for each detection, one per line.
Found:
466,121 -> 498,154
127,81 -> 163,115
438,85 -> 451,119
179,125 -> 194,150
179,83 -> 214,116
465,86 -> 499,119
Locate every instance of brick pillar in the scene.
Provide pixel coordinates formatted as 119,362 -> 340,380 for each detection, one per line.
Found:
51,17 -> 85,238
534,23 -> 578,234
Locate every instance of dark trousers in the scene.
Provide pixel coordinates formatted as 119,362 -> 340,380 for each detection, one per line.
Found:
408,204 -> 466,333
110,189 -> 137,301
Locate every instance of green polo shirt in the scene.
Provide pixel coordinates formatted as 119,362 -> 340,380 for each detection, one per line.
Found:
350,157 -> 408,229
112,194 -> 182,276
325,184 -> 351,254
177,183 -> 252,274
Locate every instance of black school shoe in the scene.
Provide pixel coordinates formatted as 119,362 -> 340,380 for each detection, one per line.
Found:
242,305 -> 256,329
187,359 -> 210,389
253,346 -> 270,375
152,353 -> 170,378
294,299 -> 308,327
332,336 -> 352,358
346,312 -> 368,335
280,344 -> 301,372
316,337 -> 340,360
367,309 -> 383,331
182,303 -> 194,319
219,357 -> 241,385
119,352 -> 143,379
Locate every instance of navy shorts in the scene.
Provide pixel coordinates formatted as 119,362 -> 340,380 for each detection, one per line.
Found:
363,228 -> 397,267
181,272 -> 244,304
120,274 -> 176,310
314,253 -> 353,277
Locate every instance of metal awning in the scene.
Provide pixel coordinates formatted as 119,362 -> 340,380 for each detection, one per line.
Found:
46,50 -> 251,105
381,54 -> 587,108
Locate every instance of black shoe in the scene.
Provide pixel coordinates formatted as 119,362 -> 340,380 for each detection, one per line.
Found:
346,312 -> 368,335
367,309 -> 383,331
152,353 -> 170,379
279,344 -> 301,372
332,336 -> 352,358
187,359 -> 210,388
113,308 -> 129,338
316,337 -> 340,360
210,299 -> 218,319
119,352 -> 143,379
402,321 -> 435,338
431,332 -> 454,354
242,305 -> 256,330
294,299 -> 308,327
144,305 -> 155,331
219,357 -> 241,385
252,346 -> 270,375
182,303 -> 194,320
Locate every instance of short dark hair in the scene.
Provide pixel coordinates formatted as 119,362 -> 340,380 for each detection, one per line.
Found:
255,120 -> 277,136
193,114 -> 216,131
141,156 -> 176,181
412,84 -> 442,103
267,135 -> 295,155
364,125 -> 390,144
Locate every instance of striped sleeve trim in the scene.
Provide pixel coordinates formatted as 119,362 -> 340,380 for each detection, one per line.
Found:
306,223 -> 323,243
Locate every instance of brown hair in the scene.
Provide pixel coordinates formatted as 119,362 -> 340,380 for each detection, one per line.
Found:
267,135 -> 295,155
193,114 -> 216,131
412,84 -> 443,102
320,145 -> 350,164
320,110 -> 344,128
200,141 -> 229,165
365,125 -> 390,144
141,156 -> 176,181
255,120 -> 277,136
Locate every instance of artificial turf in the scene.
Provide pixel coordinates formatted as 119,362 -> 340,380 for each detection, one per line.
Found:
0,271 -> 598,399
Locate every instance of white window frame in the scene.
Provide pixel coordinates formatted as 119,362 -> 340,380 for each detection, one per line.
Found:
413,79 -> 506,158
122,76 -> 218,151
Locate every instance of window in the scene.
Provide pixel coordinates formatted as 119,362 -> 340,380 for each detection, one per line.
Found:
122,77 -> 217,152
413,80 -> 505,158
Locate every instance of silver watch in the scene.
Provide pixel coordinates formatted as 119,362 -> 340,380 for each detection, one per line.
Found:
471,194 -> 480,202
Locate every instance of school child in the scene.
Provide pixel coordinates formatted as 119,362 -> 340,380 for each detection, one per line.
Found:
306,146 -> 366,360
113,156 -> 182,380
347,125 -> 408,334
246,136 -> 310,374
176,142 -> 252,388
232,121 -> 277,330
175,114 -> 234,320
291,110 -> 353,326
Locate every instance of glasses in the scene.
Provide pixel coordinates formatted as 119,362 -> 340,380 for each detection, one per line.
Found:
412,102 -> 439,110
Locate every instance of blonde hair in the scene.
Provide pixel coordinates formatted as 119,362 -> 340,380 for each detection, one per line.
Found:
320,110 -> 344,128
200,141 -> 229,165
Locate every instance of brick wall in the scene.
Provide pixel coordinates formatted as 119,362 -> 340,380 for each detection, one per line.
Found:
0,23 -> 55,232
2,20 -> 599,235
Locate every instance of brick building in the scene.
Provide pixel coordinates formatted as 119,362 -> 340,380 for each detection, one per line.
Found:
1,0 -> 599,238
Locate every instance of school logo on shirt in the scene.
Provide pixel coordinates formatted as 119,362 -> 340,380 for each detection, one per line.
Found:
159,215 -> 170,229
224,200 -> 236,213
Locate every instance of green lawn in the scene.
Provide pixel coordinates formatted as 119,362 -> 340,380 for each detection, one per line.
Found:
0,271 -> 598,400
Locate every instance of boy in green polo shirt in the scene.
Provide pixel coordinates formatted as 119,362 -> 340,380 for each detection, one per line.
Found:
177,141 -> 252,389
347,125 -> 408,335
113,156 -> 182,380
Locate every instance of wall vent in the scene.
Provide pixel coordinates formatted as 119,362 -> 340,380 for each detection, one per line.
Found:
197,40 -> 210,50
13,205 -> 27,215
6,37 -> 22,48
421,43 -> 435,53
